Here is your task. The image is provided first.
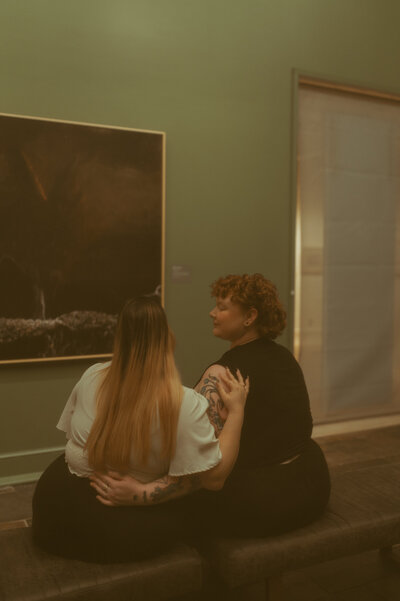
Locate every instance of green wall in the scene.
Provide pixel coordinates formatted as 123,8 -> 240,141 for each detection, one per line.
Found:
1,0 -> 400,483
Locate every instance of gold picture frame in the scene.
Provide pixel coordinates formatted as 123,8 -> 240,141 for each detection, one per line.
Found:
0,113 -> 165,364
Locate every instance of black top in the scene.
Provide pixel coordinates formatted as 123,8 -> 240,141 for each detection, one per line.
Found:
210,337 -> 313,470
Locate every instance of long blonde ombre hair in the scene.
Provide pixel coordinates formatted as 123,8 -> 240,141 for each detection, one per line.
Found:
85,296 -> 183,472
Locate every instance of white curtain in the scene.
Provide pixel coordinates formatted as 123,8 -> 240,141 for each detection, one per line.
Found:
296,87 -> 400,423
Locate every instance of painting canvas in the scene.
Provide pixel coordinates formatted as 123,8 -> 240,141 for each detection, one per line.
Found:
0,113 -> 164,363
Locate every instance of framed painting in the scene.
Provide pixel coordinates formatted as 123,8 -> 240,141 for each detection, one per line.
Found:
0,113 -> 164,364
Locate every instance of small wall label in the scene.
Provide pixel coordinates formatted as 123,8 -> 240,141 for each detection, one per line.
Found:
171,265 -> 192,283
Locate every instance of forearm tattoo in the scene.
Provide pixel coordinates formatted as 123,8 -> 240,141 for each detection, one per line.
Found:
150,478 -> 183,503
137,474 -> 201,505
200,374 -> 226,436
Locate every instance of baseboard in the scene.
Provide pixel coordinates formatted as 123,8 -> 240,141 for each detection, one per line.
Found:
0,472 -> 43,487
313,413 -> 400,438
0,445 -> 65,484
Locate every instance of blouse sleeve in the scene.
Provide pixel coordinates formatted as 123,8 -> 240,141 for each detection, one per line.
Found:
168,388 -> 222,477
56,362 -> 105,439
56,382 -> 79,439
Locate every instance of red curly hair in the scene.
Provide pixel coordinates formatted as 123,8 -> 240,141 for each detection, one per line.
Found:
211,273 -> 286,340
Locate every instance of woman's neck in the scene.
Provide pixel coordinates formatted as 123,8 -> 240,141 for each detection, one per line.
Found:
230,330 -> 260,349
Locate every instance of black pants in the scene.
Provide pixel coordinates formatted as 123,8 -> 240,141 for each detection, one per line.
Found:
32,440 -> 330,562
32,455 -> 191,563
177,438 -> 331,538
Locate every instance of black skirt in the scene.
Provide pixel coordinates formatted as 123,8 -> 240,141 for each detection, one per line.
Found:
32,455 -> 190,563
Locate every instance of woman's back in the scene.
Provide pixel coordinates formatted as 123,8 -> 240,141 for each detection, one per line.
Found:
214,337 -> 313,470
190,337 -> 328,538
59,362 -> 221,482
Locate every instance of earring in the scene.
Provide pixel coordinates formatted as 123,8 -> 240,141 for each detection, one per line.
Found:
245,321 -> 251,326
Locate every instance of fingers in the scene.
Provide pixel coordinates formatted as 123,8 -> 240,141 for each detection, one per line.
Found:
90,481 -> 107,498
222,367 -> 246,387
93,472 -> 119,485
226,368 -> 249,394
95,494 -> 115,507
217,369 -> 248,396
223,366 -> 235,379
106,470 -> 123,480
90,476 -> 109,495
235,369 -> 245,386
90,481 -> 118,506
90,474 -> 115,503
217,373 -> 231,391
215,379 -> 229,402
218,368 -> 239,390
92,471 -> 124,484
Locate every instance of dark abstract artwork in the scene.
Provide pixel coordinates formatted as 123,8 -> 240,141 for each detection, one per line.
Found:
0,113 -> 164,363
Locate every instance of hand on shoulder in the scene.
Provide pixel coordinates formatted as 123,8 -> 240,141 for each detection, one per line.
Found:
195,365 -> 249,435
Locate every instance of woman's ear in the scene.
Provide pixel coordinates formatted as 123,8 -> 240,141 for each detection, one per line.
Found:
244,307 -> 258,327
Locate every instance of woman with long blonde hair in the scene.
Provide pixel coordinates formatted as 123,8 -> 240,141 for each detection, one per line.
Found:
32,296 -> 248,562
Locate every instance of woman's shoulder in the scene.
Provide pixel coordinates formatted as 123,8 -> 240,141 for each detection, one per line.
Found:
76,361 -> 110,390
226,338 -> 296,361
215,338 -> 302,379
199,363 -> 228,380
81,361 -> 110,379
193,361 -> 227,388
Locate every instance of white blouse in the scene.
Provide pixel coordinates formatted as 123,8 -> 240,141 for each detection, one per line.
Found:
57,362 -> 222,482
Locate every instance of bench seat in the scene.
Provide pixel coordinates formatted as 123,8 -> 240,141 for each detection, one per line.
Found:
2,427 -> 400,601
0,528 -> 202,601
205,460 -> 400,593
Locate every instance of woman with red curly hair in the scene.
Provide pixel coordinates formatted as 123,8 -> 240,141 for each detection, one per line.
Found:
93,274 -> 330,538
193,273 -> 331,536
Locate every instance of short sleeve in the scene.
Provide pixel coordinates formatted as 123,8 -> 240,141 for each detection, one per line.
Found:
56,362 -> 107,440
56,382 -> 79,439
169,388 -> 222,476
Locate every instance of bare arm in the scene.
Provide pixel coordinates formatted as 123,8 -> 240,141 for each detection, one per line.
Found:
197,367 -> 247,490
195,365 -> 229,437
90,472 -> 201,506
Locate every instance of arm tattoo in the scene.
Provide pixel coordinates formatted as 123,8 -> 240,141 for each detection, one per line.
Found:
140,474 -> 201,505
200,374 -> 226,436
150,479 -> 184,503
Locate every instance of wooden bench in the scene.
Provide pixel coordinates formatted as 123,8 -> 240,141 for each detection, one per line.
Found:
202,427 -> 400,600
0,527 -> 203,601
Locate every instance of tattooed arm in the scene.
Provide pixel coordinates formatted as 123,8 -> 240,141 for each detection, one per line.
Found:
195,365 -> 229,436
196,367 -> 248,490
90,472 -> 201,507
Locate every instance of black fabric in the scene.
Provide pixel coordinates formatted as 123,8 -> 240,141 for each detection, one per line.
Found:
32,455 -> 192,563
205,338 -> 314,469
180,439 -> 330,538
188,338 -> 330,537
208,460 -> 400,588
